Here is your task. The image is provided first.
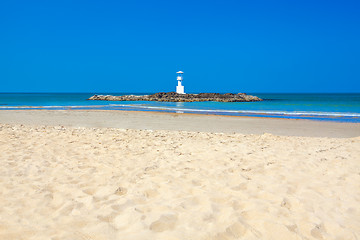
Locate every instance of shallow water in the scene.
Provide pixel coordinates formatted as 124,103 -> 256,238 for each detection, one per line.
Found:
0,93 -> 359,122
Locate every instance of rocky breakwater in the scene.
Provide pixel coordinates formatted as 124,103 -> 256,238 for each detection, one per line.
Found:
88,92 -> 262,102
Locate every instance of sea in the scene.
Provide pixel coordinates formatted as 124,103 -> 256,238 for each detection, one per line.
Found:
0,93 -> 359,122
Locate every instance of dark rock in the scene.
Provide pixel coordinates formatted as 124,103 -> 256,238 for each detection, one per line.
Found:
87,92 -> 262,102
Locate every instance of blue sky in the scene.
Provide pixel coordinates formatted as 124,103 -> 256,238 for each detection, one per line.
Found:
1,0 -> 359,93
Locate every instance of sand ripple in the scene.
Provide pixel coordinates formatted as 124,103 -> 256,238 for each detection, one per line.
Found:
0,124 -> 359,239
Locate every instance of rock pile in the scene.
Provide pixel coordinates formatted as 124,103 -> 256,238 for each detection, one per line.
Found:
88,92 -> 262,102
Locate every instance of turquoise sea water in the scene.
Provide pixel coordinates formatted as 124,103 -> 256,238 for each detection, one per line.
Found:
0,93 -> 359,122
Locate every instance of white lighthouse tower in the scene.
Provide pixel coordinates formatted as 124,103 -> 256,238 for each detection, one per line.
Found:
176,71 -> 185,94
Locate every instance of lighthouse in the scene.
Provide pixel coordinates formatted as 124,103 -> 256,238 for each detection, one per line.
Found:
176,71 -> 185,94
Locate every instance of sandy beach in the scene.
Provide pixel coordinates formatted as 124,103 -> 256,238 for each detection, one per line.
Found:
0,110 -> 360,239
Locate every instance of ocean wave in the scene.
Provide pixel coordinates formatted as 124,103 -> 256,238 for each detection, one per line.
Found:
110,104 -> 360,117
0,105 -> 108,109
1,104 -> 360,118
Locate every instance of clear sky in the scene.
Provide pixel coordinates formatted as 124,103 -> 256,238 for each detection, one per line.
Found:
1,0 -> 359,93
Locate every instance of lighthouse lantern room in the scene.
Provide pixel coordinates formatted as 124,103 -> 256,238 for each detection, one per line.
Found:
176,71 -> 185,94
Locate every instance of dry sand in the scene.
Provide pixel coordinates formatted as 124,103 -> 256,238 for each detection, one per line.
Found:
0,111 -> 360,239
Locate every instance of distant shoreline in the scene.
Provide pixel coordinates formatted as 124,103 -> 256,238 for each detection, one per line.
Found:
0,110 -> 359,138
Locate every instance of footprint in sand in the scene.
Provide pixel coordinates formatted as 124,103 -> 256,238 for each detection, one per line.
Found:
149,214 -> 178,232
211,222 -> 248,240
114,187 -> 127,196
311,224 -> 326,239
144,188 -> 158,198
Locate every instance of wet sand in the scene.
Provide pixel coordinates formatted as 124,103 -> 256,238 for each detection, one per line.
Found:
0,110 -> 359,137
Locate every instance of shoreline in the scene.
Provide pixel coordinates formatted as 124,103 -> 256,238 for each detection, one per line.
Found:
1,109 -> 359,138
1,104 -> 359,123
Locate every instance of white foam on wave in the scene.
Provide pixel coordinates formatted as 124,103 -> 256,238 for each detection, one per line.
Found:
110,104 -> 360,117
0,105 -> 108,109
1,104 -> 360,118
